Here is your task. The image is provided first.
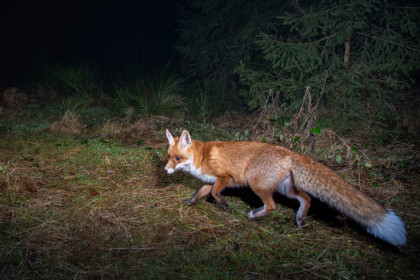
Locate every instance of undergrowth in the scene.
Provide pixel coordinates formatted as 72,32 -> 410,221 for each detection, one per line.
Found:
114,64 -> 185,117
0,95 -> 418,279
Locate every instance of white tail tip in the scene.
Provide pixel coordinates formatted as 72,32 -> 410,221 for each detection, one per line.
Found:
367,210 -> 406,246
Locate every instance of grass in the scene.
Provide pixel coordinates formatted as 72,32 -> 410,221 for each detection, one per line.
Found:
114,64 -> 185,117
0,96 -> 419,279
53,64 -> 101,97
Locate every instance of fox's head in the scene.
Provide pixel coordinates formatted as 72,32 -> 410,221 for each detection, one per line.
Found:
164,129 -> 194,174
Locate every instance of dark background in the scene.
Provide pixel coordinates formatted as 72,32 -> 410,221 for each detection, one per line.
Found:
0,0 -> 179,86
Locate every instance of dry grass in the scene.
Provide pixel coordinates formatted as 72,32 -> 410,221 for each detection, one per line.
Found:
49,110 -> 84,136
118,116 -> 181,147
0,107 -> 419,279
0,87 -> 28,109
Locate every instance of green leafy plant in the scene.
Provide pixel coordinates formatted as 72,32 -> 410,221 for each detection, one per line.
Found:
310,126 -> 322,136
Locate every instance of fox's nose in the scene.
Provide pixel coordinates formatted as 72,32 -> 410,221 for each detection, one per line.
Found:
164,168 -> 174,174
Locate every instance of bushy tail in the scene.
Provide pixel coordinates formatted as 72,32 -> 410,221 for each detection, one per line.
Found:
366,210 -> 406,246
293,158 -> 406,246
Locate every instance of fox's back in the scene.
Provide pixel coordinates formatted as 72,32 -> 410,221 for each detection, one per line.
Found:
198,141 -> 294,185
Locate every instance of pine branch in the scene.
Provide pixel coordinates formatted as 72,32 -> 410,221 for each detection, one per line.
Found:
259,33 -> 336,46
356,32 -> 420,52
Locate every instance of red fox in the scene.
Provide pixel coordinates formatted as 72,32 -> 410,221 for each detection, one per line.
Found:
164,129 -> 406,246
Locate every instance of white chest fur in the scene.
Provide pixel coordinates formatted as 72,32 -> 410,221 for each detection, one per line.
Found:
188,165 -> 217,183
190,168 -> 216,183
179,159 -> 217,183
180,161 -> 243,187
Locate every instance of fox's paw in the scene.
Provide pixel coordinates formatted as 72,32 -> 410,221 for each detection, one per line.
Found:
296,216 -> 306,228
186,198 -> 196,206
217,199 -> 229,210
248,206 -> 265,219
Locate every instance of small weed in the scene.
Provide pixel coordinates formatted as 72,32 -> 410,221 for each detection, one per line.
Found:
114,86 -> 131,114
194,80 -> 211,124
234,129 -> 249,141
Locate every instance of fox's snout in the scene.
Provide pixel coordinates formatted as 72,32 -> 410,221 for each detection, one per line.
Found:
164,164 -> 176,174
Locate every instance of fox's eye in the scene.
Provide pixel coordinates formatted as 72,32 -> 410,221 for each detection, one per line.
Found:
175,156 -> 181,161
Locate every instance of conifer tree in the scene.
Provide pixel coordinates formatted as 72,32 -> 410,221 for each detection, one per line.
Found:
235,0 -> 419,129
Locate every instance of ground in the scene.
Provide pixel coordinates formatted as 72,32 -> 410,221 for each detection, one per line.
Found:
0,97 -> 419,279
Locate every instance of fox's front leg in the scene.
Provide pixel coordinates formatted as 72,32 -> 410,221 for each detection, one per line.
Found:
186,177 -> 230,210
210,176 -> 231,210
186,184 -> 212,205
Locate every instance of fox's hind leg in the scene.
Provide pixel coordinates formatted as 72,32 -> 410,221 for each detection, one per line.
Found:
278,172 -> 311,227
247,188 -> 276,219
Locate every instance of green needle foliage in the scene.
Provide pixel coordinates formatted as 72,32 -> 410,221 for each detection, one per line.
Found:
235,0 -> 419,134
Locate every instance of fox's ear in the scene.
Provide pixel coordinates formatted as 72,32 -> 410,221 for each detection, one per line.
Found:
166,129 -> 175,146
179,130 -> 192,150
